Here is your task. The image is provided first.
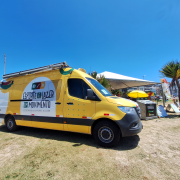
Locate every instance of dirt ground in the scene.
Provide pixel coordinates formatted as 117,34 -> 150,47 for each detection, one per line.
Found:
0,113 -> 180,180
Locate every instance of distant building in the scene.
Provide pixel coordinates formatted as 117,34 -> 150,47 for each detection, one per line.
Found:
125,84 -> 162,96
125,82 -> 179,97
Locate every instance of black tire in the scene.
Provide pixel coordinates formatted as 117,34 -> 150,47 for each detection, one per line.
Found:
93,120 -> 120,147
5,116 -> 18,132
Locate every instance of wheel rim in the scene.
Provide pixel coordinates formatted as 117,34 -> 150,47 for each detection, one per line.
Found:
7,119 -> 13,130
98,126 -> 114,143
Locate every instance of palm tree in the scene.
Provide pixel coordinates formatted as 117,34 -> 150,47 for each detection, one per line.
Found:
90,71 -> 111,90
159,60 -> 180,101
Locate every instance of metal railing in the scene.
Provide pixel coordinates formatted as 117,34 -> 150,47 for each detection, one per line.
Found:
3,62 -> 68,79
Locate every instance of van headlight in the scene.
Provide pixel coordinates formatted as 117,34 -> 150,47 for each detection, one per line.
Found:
118,106 -> 137,115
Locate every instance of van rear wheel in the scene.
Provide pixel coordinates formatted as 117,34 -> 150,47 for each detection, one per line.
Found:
93,120 -> 120,147
5,116 -> 18,132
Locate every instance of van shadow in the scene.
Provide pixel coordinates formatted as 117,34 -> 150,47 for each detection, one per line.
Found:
0,125 -> 140,151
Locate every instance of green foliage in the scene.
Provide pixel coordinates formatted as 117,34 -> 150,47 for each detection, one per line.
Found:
160,60 -> 180,86
111,89 -> 126,97
111,89 -> 120,95
159,60 -> 180,101
98,75 -> 111,90
90,71 -> 97,79
160,60 -> 180,79
90,72 -> 111,90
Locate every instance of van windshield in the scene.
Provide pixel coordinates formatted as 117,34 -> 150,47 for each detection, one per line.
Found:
86,78 -> 112,97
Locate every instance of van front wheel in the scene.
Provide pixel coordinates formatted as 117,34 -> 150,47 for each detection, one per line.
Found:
93,120 -> 120,147
5,116 -> 18,132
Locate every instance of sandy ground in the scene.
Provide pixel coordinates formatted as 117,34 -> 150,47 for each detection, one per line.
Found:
0,114 -> 180,179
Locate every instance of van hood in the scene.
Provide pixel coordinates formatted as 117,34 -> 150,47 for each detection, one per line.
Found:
106,96 -> 137,107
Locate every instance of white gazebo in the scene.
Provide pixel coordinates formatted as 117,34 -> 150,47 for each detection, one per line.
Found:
97,71 -> 157,89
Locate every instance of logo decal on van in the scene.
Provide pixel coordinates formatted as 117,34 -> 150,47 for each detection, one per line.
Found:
21,77 -> 56,117
32,82 -> 45,90
1,81 -> 13,90
60,68 -> 74,75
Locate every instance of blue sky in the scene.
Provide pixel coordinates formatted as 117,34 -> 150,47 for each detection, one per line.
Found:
0,0 -> 180,83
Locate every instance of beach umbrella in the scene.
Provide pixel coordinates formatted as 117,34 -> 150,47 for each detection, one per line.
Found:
128,90 -> 148,98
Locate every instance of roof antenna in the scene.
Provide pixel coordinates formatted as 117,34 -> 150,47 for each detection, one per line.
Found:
4,54 -> 6,75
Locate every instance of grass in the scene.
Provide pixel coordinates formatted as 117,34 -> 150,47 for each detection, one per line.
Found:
0,115 -> 180,179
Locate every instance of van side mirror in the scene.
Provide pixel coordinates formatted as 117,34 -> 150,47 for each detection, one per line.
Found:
86,89 -> 96,100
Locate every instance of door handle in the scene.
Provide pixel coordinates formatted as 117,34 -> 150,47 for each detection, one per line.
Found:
55,102 -> 61,105
67,102 -> 74,105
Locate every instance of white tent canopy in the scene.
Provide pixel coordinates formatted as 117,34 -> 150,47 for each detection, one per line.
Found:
97,71 -> 157,89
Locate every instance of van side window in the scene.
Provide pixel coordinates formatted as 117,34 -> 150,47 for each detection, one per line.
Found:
68,79 -> 91,99
68,79 -> 84,99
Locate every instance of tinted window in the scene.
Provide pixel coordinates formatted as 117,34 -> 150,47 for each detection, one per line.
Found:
86,78 -> 112,96
68,79 -> 83,99
68,79 -> 91,99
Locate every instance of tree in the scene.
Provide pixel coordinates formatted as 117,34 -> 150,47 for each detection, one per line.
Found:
90,71 -> 111,90
111,89 -> 124,97
111,89 -> 120,96
159,60 -> 180,101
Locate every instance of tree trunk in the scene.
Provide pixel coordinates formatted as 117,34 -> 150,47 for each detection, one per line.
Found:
175,79 -> 180,102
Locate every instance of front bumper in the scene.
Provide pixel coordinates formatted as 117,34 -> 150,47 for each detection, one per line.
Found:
116,113 -> 143,137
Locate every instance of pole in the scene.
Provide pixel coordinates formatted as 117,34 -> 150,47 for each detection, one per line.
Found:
4,54 -> 6,75
162,83 -> 166,107
163,93 -> 166,107
142,75 -> 146,92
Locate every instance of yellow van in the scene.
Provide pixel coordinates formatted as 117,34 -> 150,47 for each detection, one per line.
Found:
0,62 -> 142,147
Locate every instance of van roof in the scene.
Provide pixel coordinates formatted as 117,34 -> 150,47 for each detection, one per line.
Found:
3,62 -> 68,79
74,69 -> 92,78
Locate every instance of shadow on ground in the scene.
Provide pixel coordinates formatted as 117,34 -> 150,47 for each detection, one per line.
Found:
165,113 -> 180,119
0,125 -> 140,151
